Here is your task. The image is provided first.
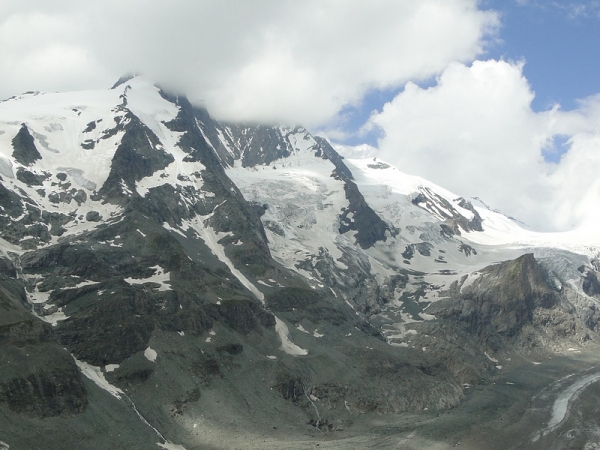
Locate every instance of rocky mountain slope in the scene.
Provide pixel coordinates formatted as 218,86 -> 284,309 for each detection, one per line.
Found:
1,76 -> 600,449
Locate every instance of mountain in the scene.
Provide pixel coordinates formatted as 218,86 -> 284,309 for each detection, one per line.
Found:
1,76 -> 600,449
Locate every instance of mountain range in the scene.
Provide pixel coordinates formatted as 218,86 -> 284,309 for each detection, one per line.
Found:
1,75 -> 599,449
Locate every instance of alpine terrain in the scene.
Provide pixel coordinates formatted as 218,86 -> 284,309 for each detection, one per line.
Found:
1,76 -> 600,449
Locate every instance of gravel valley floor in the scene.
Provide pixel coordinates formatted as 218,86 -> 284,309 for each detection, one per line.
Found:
171,346 -> 600,450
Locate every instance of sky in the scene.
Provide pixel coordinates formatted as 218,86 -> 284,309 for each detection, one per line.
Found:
1,0 -> 600,232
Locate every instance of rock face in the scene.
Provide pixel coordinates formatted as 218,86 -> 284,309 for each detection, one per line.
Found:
0,344 -> 87,417
0,269 -> 87,419
437,254 -> 558,343
412,187 -> 484,234
12,124 -> 42,166
0,76 -> 599,448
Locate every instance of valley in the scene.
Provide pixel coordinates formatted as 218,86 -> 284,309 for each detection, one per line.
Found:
132,347 -> 600,449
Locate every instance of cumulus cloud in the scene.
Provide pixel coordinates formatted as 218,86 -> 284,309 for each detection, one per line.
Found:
366,59 -> 600,231
0,0 -> 498,126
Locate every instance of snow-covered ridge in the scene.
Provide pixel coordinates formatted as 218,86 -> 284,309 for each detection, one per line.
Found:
3,74 -> 598,258
0,86 -> 125,191
346,157 -> 600,253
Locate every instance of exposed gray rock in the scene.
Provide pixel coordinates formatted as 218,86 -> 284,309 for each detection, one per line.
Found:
97,114 -> 174,202
16,167 -> 49,186
85,211 -> 102,222
315,138 -> 394,249
412,188 -> 483,234
12,124 -> 42,166
0,344 -> 87,418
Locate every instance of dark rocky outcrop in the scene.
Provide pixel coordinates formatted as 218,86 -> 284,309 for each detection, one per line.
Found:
12,124 -> 42,166
431,254 -> 562,350
412,188 -> 483,234
402,242 -> 433,260
315,138 -> 394,249
226,125 -> 294,167
0,182 -> 25,218
0,345 -> 87,417
97,114 -> 174,202
85,210 -> 102,222
583,270 -> 600,297
0,272 -> 87,418
16,167 -> 49,186
208,299 -> 275,335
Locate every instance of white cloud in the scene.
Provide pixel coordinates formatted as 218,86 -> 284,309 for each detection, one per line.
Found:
0,10 -> 110,95
331,143 -> 378,160
366,59 -> 600,231
0,0 -> 498,126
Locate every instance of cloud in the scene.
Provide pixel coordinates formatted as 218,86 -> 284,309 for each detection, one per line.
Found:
365,59 -> 600,231
512,0 -> 600,19
0,0 -> 498,126
331,143 -> 378,159
0,9 -> 110,95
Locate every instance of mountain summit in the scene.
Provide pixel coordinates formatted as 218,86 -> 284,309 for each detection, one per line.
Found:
1,77 -> 599,449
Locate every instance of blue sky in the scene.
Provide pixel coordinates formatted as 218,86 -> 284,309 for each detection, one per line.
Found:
485,0 -> 600,111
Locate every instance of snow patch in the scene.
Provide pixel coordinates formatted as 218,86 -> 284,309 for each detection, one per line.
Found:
296,324 -> 310,334
157,442 -> 187,450
27,284 -> 51,304
275,317 -> 308,356
124,265 -> 171,291
144,347 -> 157,362
484,351 -> 499,363
41,307 -> 68,326
62,280 -> 100,290
460,271 -> 482,292
75,358 -> 124,399
163,222 -> 187,238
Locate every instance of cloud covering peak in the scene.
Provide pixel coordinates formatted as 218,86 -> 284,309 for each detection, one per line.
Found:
0,0 -> 498,126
